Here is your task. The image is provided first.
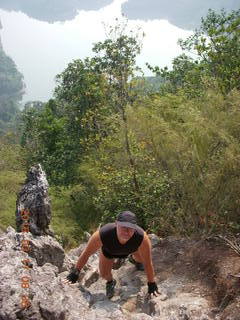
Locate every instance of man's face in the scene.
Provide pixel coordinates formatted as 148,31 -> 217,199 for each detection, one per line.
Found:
116,223 -> 135,242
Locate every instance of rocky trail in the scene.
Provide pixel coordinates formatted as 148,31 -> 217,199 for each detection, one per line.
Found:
1,164 -> 240,320
1,227 -> 240,320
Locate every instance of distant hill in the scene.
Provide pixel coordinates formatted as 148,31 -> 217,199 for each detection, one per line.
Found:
0,25 -> 24,134
143,76 -> 164,92
0,0 -> 238,29
122,0 -> 239,30
132,76 -> 164,95
0,0 -> 112,23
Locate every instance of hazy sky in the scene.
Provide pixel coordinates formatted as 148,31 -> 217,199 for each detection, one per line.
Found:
0,0 -> 192,103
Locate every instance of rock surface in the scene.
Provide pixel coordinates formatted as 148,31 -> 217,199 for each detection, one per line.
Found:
1,227 -> 240,320
15,164 -> 53,236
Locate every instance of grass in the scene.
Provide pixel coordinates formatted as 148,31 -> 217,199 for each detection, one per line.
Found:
49,186 -> 83,250
0,170 -> 25,230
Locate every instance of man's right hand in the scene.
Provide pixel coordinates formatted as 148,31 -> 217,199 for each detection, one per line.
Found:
147,282 -> 160,298
65,267 -> 80,284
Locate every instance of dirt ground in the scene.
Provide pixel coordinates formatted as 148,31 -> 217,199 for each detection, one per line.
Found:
151,236 -> 240,318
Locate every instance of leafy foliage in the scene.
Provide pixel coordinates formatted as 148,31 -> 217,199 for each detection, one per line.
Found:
147,54 -> 208,97
21,99 -> 79,185
92,20 -> 144,111
149,9 -> 240,96
179,9 -> 240,94
131,89 -> 240,235
91,20 -> 145,219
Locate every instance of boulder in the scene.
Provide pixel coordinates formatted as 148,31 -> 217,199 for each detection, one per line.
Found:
1,226 -> 240,319
16,164 -> 54,236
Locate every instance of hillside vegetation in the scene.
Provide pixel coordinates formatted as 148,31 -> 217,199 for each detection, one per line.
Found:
1,9 -> 240,248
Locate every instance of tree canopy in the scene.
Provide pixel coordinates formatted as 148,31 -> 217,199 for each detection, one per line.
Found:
148,9 -> 240,97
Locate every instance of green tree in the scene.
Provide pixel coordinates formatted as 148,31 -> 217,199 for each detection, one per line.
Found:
92,19 -> 144,196
148,9 -> 240,97
54,57 -> 111,151
147,54 -> 208,97
179,8 -> 240,94
21,99 -> 79,185
21,58 -> 111,185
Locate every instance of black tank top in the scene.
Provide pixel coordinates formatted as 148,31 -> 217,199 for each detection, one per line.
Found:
99,223 -> 144,258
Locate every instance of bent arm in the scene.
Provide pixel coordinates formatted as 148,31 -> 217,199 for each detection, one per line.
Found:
76,230 -> 102,270
137,233 -> 155,282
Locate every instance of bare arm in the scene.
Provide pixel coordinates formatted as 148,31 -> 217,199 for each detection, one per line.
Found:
137,232 -> 155,282
76,230 -> 102,271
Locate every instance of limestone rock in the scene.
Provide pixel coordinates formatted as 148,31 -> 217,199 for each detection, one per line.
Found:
1,227 -> 240,319
29,234 -> 65,271
1,226 -> 65,270
148,234 -> 161,248
16,164 -> 54,236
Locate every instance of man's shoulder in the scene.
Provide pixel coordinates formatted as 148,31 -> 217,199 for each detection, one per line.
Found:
99,223 -> 116,238
135,225 -> 145,237
100,222 -> 115,231
140,231 -> 152,247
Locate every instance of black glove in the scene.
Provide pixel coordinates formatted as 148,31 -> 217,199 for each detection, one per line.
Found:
66,267 -> 80,283
147,282 -> 159,296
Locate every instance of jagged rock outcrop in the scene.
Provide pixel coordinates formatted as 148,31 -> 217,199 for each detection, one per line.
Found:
16,164 -> 54,236
1,227 -> 240,319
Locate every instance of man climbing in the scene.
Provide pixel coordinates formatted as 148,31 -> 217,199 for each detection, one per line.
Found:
64,211 -> 159,299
